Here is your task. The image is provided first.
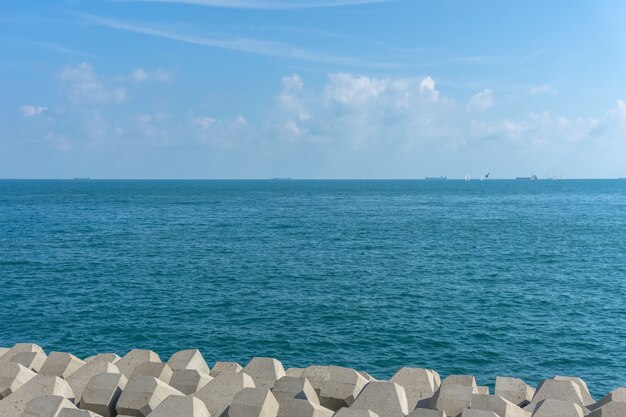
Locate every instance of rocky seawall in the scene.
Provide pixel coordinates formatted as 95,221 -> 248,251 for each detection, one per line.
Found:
0,343 -> 621,417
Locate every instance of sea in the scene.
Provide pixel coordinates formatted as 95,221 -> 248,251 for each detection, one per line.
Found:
1,179 -> 625,397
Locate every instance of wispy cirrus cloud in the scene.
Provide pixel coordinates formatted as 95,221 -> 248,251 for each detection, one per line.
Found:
113,0 -> 390,10
1,37 -> 96,59
82,14 -> 361,66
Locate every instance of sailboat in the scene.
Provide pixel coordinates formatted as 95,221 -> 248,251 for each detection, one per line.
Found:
464,175 -> 470,181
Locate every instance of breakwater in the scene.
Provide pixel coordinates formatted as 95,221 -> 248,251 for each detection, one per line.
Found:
0,344 -> 622,417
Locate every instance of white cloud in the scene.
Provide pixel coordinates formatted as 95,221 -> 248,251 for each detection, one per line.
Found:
130,68 -> 172,82
233,116 -> 247,126
324,73 -> 387,104
467,89 -> 494,112
530,84 -> 557,95
419,76 -> 439,101
192,116 -> 217,129
60,62 -> 126,104
136,114 -> 153,123
19,105 -> 47,117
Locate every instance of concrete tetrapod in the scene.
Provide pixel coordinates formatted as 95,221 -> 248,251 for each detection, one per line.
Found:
129,363 -> 172,385
169,369 -> 212,395
530,399 -> 584,417
301,367 -> 331,397
406,409 -> 446,417
0,363 -> 37,399
0,376 -> 75,417
192,371 -> 256,417
79,371 -> 127,417
39,353 -> 85,380
57,410 -> 101,417
211,362 -> 243,378
0,344 -> 47,373
522,380 -> 585,413
276,398 -> 333,417
553,376 -> 594,407
227,387 -> 280,417
460,411 -> 498,417
242,359 -> 286,390
146,395 -> 211,417
57,409 -> 101,417
389,368 -> 440,410
587,402 -> 626,417
319,366 -> 368,411
115,376 -> 182,417
115,351 -> 160,379
166,350 -> 210,374
333,409 -> 380,417
469,394 -> 529,417
271,376 -> 319,404
84,355 -> 120,365
359,373 -> 378,383
350,381 -> 409,417
285,369 -> 304,378
494,378 -> 535,407
20,394 -> 77,417
66,362 -> 120,405
428,375 -> 479,417
588,387 -> 626,412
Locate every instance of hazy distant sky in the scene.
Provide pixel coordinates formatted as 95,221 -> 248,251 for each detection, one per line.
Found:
1,0 -> 625,178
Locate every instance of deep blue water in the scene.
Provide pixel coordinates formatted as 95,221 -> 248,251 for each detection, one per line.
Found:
1,179 -> 625,397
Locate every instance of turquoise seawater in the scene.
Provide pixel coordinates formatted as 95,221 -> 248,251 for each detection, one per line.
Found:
1,180 -> 625,397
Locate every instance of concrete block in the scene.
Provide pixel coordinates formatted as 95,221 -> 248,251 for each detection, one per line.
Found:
359,373 -> 378,382
470,394 -> 529,417
531,399 -> 584,417
272,376 -> 319,404
351,381 -> 409,417
1,347 -> 9,359
66,362 -> 120,404
192,371 -> 255,417
57,409 -> 101,417
429,375 -> 479,417
39,353 -> 85,380
476,387 -> 489,395
0,376 -> 75,417
242,358 -> 286,390
130,362 -> 172,385
20,394 -> 77,417
587,402 -> 626,417
588,387 -> 626,411
79,372 -> 127,417
389,368 -> 439,409
0,363 -> 37,399
228,387 -> 279,417
166,349 -> 210,374
146,395 -> 211,417
84,354 -> 120,365
169,369 -> 212,395
406,409 -> 446,417
553,376 -> 594,406
115,375 -> 182,417
333,409 -> 379,417
301,367 -> 331,397
461,411 -> 498,417
211,362 -> 243,377
115,350 -> 160,378
0,344 -> 47,371
285,369 -> 304,378
523,380 -> 584,413
494,378 -> 534,407
319,366 -> 368,410
276,398 -> 333,417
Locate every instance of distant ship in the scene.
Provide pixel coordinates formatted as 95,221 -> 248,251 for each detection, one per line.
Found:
516,174 -> 538,180
270,177 -> 292,180
73,177 -> 91,180
425,175 -> 448,180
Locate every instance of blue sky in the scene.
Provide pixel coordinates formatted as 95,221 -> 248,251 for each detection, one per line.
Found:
1,0 -> 625,178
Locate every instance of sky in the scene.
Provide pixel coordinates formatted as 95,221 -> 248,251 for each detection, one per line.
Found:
1,0 -> 625,179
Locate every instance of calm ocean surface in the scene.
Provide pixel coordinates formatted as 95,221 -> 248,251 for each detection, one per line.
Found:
1,179 -> 625,396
